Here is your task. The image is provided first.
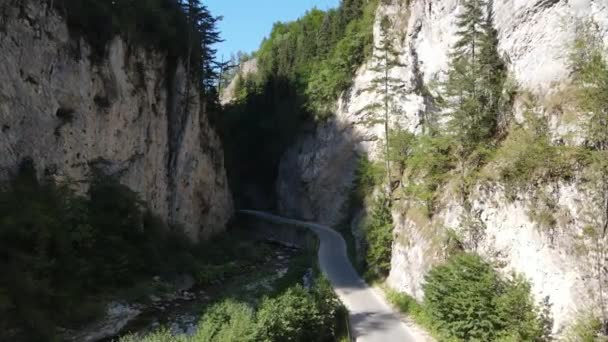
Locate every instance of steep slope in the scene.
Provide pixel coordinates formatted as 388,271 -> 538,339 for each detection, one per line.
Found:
0,1 -> 233,241
277,0 -> 608,335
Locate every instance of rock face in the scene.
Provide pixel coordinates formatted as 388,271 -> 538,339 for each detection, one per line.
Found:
277,0 -> 608,334
220,58 -> 258,105
0,1 -> 233,241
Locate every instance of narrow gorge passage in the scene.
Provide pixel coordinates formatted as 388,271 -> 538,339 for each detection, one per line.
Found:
239,210 -> 418,342
3,0 -> 608,340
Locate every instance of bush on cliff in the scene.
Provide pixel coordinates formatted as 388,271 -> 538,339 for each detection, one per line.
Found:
423,253 -> 547,341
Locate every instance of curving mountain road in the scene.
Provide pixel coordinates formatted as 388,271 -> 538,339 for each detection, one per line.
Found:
240,210 -> 418,342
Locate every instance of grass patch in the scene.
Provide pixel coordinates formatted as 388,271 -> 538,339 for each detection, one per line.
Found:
564,312 -> 608,342
484,114 -> 591,193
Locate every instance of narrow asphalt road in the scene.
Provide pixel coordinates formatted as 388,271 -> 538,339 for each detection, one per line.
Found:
240,210 -> 418,342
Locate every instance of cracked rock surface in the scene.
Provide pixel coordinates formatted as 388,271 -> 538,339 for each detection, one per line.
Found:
0,1 -> 233,241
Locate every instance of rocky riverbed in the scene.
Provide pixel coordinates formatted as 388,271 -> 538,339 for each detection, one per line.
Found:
63,240 -> 307,342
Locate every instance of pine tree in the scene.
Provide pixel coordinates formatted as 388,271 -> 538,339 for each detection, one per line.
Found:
196,5 -> 222,92
442,0 -> 505,207
478,4 -> 506,134
179,0 -> 222,105
317,11 -> 336,57
444,0 -> 503,149
216,56 -> 238,94
571,22 -> 608,153
337,0 -> 363,32
363,16 -> 406,193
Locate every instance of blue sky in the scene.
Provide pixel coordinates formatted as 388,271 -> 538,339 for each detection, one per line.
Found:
205,0 -> 340,61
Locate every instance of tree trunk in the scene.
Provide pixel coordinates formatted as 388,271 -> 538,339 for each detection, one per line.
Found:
384,48 -> 391,195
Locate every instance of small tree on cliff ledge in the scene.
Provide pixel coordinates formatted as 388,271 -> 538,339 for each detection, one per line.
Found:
443,0 -> 505,151
441,0 -> 506,206
362,16 -> 406,194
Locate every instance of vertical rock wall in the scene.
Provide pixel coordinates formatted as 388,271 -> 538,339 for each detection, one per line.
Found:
277,0 -> 608,333
0,1 -> 233,241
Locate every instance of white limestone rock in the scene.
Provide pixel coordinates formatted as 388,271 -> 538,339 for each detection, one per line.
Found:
277,0 -> 608,334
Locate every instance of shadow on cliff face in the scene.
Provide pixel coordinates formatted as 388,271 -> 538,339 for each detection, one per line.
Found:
215,75 -> 315,211
276,118 -> 363,226
215,68 -> 365,226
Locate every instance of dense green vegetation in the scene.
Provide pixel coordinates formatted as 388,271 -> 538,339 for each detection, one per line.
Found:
343,157 -> 394,281
387,253 -> 550,342
486,111 -> 590,193
121,278 -> 346,342
255,0 -> 379,118
52,0 -> 221,91
423,254 -> 548,341
0,161 -> 209,340
0,162 -> 294,341
217,0 -> 380,207
362,194 -> 393,280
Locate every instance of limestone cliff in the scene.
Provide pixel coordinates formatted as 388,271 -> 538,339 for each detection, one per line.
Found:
277,0 -> 608,335
0,1 -> 233,241
220,58 -> 258,105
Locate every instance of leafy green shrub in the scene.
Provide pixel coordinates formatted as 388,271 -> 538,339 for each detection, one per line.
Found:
489,115 -> 590,191
387,129 -> 416,173
121,278 -> 343,342
403,134 -> 455,212
352,157 -> 385,204
256,285 -> 325,341
386,289 -> 424,317
349,155 -> 393,281
384,288 -> 455,341
121,329 -> 190,342
255,279 -> 342,342
423,253 -> 545,341
564,312 -> 607,342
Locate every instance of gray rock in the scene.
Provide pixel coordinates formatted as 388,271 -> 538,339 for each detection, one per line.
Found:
66,302 -> 141,342
0,0 -> 233,242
